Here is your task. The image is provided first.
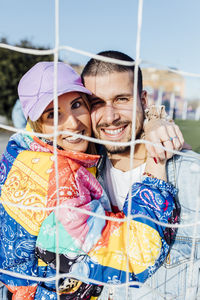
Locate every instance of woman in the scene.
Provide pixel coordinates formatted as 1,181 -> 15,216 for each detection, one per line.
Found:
0,62 -> 178,299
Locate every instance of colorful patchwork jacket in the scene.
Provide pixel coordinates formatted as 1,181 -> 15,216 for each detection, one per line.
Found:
0,132 -> 178,299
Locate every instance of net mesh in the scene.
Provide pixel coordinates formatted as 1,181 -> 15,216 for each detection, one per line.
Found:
0,0 -> 200,299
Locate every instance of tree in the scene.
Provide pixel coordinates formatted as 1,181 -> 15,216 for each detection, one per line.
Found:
0,38 -> 54,119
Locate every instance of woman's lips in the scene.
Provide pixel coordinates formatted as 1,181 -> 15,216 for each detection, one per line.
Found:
62,130 -> 85,143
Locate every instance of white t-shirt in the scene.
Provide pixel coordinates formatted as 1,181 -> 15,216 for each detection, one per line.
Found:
103,157 -> 146,211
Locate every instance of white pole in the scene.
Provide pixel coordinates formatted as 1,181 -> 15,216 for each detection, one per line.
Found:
169,92 -> 175,119
157,87 -> 163,106
182,99 -> 188,120
195,106 -> 200,121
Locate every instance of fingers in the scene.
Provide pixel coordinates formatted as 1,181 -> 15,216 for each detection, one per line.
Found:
173,124 -> 184,148
162,139 -> 174,160
144,119 -> 185,162
145,127 -> 168,161
165,123 -> 184,156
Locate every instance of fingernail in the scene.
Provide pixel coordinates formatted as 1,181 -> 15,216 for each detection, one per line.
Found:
153,157 -> 158,164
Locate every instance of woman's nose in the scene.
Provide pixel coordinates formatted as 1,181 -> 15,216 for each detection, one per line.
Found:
63,113 -> 79,130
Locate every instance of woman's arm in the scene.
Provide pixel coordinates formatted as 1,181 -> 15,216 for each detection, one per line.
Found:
144,156 -> 167,181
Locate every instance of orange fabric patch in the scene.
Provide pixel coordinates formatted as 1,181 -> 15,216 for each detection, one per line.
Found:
6,285 -> 37,300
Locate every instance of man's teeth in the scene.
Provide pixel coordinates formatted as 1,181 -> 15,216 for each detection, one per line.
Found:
104,128 -> 124,135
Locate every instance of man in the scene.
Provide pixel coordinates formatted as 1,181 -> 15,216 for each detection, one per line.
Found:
82,51 -> 200,300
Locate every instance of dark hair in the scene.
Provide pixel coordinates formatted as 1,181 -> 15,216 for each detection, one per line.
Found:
81,50 -> 143,97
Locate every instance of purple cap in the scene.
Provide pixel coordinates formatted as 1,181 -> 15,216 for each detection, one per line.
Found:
18,62 -> 92,121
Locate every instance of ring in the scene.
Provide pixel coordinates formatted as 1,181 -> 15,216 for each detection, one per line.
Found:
168,136 -> 178,141
163,136 -> 178,142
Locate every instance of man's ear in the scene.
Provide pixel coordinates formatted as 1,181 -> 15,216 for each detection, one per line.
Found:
141,90 -> 148,110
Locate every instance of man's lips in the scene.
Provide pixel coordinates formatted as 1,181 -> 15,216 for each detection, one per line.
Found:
101,125 -> 128,138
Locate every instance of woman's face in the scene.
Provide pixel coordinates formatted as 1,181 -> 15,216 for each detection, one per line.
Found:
40,92 -> 91,152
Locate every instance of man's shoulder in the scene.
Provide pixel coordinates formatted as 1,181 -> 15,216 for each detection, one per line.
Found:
167,149 -> 200,190
167,149 -> 200,167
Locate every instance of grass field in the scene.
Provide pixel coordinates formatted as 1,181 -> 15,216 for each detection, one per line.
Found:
175,120 -> 200,153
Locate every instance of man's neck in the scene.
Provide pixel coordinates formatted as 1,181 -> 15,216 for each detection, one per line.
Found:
108,144 -> 147,172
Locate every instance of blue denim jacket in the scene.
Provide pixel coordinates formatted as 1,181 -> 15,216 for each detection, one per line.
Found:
97,149 -> 200,300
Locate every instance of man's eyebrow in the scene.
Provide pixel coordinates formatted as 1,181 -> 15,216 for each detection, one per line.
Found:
116,93 -> 132,97
90,93 -> 132,101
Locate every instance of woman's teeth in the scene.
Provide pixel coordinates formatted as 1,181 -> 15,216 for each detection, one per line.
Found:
64,131 -> 84,141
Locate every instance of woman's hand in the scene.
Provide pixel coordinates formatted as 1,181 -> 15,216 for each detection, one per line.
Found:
143,106 -> 184,162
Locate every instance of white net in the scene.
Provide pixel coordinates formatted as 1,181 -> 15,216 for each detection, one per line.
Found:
0,0 -> 200,299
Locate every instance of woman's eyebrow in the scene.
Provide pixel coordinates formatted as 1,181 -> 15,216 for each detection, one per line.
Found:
43,107 -> 59,114
70,96 -> 82,105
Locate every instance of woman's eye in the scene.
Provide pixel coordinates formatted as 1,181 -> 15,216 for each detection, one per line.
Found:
47,111 -> 54,119
46,111 -> 62,119
71,101 -> 81,109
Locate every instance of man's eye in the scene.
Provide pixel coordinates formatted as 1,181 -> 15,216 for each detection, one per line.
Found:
117,97 -> 129,102
91,100 -> 104,108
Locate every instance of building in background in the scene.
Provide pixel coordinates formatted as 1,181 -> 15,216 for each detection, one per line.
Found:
70,63 -> 83,75
142,68 -> 185,119
70,62 -> 199,120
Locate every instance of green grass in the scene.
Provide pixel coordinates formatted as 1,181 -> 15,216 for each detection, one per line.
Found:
175,120 -> 200,153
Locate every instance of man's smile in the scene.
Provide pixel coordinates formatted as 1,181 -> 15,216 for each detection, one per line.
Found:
100,124 -> 129,139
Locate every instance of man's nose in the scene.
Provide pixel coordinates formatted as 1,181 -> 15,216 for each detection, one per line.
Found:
103,104 -> 120,123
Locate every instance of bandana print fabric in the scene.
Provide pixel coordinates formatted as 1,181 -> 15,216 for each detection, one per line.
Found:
0,132 -> 103,299
0,131 -> 178,298
36,161 -> 178,284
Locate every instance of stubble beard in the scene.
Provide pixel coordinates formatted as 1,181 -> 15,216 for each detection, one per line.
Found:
94,122 -> 144,155
105,144 -> 130,154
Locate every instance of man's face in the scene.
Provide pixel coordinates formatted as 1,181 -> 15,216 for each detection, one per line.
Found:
84,71 -> 147,154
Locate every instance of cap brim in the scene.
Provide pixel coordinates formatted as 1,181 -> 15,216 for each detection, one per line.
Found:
28,85 -> 92,122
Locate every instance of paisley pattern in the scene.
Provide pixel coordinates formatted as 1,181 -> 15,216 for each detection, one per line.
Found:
36,162 -> 178,284
0,131 -> 178,299
0,132 -> 102,299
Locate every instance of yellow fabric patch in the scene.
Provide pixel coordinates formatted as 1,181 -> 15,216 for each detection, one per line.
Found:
86,166 -> 96,177
88,220 -> 161,274
59,280 -> 82,295
38,259 -> 47,267
1,151 -> 53,235
26,122 -> 33,132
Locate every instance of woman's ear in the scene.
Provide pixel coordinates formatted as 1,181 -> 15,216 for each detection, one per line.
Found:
141,90 -> 148,110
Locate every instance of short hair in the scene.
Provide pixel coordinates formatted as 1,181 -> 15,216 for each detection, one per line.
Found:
81,50 -> 143,97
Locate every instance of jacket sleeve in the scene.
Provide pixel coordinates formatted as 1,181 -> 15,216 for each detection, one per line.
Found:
36,167 -> 178,285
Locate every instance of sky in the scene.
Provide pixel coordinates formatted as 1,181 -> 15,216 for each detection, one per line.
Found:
1,0 -> 200,99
